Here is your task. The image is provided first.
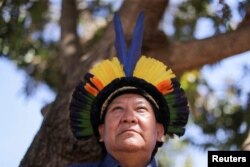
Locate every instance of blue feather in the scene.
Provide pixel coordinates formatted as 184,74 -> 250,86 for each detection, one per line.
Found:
114,12 -> 144,76
114,12 -> 127,66
126,12 -> 144,76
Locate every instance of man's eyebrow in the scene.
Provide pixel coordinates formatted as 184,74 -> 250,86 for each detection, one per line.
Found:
107,101 -> 124,111
134,100 -> 147,105
108,100 -> 124,106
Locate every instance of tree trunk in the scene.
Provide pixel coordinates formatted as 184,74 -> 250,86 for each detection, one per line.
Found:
20,0 -> 250,166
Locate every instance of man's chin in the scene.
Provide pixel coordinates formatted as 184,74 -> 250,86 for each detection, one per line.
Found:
118,144 -> 143,152
118,137 -> 144,151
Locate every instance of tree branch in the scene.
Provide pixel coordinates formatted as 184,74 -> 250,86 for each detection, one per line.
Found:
60,0 -> 82,77
144,25 -> 250,75
118,0 -> 168,39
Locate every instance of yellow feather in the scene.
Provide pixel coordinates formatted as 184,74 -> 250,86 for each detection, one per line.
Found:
103,60 -> 116,84
90,57 -> 124,87
148,59 -> 164,83
135,56 -> 147,77
112,57 -> 125,77
91,64 -> 106,85
133,56 -> 176,86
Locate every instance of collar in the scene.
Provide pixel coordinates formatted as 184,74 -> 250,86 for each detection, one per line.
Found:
99,153 -> 158,167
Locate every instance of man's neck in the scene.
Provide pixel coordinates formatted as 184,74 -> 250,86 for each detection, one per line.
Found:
111,151 -> 152,167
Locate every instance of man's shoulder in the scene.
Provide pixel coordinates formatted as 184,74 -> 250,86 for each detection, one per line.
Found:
68,162 -> 99,167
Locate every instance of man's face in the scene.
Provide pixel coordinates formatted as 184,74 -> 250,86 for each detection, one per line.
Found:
98,93 -> 164,154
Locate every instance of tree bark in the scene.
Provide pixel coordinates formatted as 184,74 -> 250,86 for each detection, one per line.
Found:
20,0 -> 103,166
20,0 -> 250,166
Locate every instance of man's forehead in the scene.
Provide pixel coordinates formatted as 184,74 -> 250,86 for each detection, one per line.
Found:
109,93 -> 150,104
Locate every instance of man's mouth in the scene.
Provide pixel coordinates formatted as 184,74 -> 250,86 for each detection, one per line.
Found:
120,128 -> 139,135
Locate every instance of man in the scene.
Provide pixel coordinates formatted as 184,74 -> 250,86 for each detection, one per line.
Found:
97,93 -> 164,167
69,12 -> 189,167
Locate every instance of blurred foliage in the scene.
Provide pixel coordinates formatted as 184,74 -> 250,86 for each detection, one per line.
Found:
172,0 -> 250,151
1,0 -> 250,156
171,0 -> 248,40
0,0 -> 115,95
156,137 -> 198,167
0,0 -> 64,94
181,65 -> 250,150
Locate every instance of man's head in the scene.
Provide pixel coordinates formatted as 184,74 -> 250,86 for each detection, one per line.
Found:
98,93 -> 164,155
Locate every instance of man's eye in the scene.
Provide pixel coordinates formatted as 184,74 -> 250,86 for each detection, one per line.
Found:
136,106 -> 148,112
111,106 -> 123,112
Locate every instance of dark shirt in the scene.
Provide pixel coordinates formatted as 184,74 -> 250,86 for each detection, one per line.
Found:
68,153 -> 158,167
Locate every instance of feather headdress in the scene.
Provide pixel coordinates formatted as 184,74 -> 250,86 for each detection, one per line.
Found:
70,12 -> 189,139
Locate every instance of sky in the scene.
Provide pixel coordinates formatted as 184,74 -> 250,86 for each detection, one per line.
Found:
0,58 -> 55,167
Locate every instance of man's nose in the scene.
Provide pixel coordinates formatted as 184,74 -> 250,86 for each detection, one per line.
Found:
121,108 -> 138,124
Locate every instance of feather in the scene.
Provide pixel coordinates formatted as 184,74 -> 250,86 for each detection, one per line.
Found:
134,56 -> 175,87
114,12 -> 144,76
90,76 -> 104,91
167,126 -> 185,137
126,12 -> 144,76
84,73 -> 103,92
76,128 -> 93,138
90,57 -> 125,86
114,12 -> 127,65
84,83 -> 98,96
156,80 -> 173,94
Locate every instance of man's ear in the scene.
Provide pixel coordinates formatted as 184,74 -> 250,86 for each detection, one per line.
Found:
98,124 -> 104,142
156,123 -> 164,142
